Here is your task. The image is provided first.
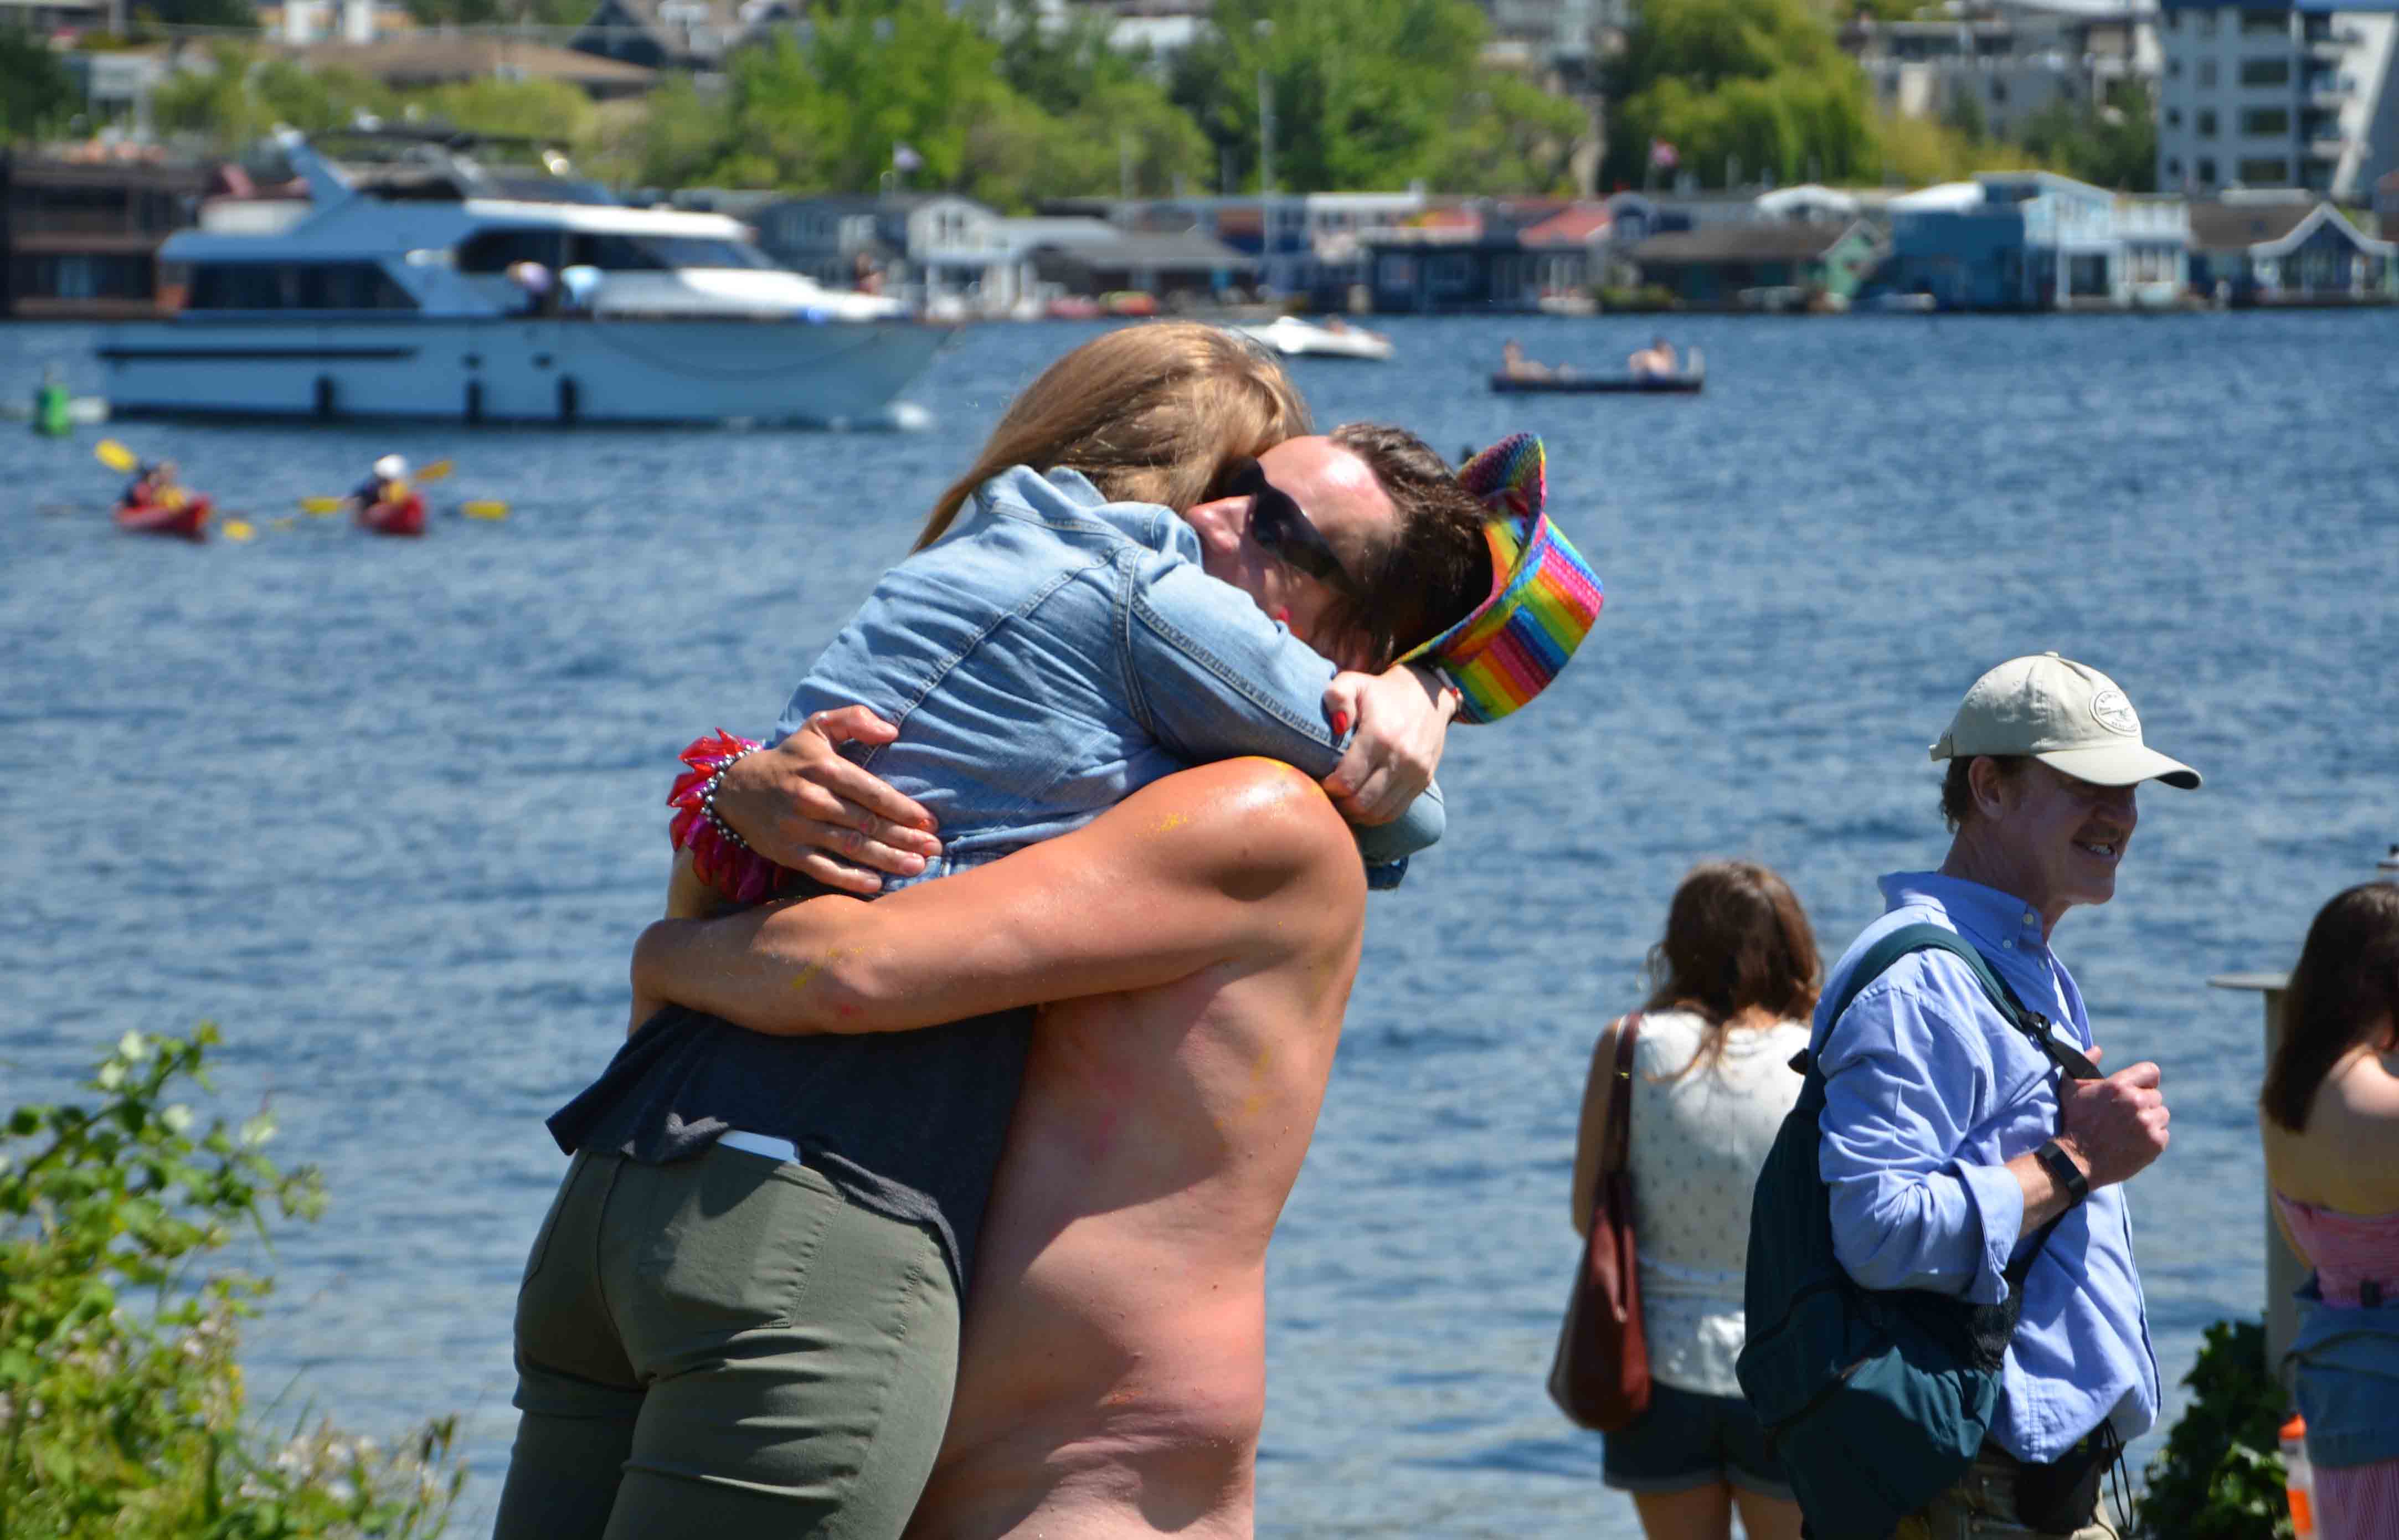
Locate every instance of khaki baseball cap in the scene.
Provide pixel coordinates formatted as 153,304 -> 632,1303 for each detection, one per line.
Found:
1929,652 -> 2201,790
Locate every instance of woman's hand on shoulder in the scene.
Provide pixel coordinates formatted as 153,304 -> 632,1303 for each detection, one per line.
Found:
711,707 -> 942,895
1318,663 -> 1459,826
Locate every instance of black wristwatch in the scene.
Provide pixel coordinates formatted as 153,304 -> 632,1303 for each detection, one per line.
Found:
2036,1139 -> 2089,1207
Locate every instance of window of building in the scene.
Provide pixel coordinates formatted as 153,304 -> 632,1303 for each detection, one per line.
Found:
2241,7 -> 2287,32
2168,57 -> 2181,76
2198,109 -> 2219,136
2199,156 -> 2220,182
2166,8 -> 2179,27
2197,9 -> 2217,35
2237,156 -> 2290,183
2198,59 -> 2218,86
1990,79 -> 2009,102
2243,106 -> 2291,134
2167,107 -> 2183,127
2241,58 -> 2290,86
2168,156 -> 2184,178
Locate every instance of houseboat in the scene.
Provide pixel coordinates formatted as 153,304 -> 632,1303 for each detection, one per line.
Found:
97,129 -> 950,426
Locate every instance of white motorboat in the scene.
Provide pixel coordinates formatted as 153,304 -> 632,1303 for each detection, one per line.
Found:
98,129 -> 950,426
1238,315 -> 1394,362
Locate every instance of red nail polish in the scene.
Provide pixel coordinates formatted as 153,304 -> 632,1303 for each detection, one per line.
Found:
1331,711 -> 1350,736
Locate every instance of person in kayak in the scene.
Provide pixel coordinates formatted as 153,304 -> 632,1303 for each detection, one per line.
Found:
119,459 -> 183,511
347,455 -> 409,514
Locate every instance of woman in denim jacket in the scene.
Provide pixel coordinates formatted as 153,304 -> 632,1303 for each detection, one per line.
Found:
501,325 -> 1533,1540
2261,882 -> 2399,1540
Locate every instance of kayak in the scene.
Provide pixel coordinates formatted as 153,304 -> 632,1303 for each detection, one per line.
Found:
1489,373 -> 1705,394
116,494 -> 211,541
359,491 -> 426,537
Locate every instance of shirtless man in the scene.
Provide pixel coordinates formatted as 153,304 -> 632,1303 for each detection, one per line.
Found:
634,755 -> 1367,1540
1626,335 -> 1678,378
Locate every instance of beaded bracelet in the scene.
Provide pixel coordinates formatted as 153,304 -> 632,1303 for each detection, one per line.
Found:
666,730 -> 791,905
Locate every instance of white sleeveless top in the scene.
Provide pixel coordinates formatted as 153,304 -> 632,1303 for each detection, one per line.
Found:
1621,1008 -> 1811,1398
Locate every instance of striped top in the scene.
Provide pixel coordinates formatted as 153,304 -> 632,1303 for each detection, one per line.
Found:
2276,1193 -> 2399,1309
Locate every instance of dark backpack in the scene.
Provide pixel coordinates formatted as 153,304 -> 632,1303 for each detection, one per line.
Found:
1733,923 -> 2101,1540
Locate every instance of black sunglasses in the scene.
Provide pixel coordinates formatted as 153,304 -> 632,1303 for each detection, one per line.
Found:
1221,459 -> 1362,599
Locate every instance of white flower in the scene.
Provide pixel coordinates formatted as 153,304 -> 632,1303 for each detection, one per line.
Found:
161,1104 -> 194,1135
117,1029 -> 151,1063
96,1062 -> 126,1090
238,1112 -> 276,1148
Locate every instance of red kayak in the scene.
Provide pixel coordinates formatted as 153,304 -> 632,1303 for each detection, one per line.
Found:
116,494 -> 211,542
359,491 -> 426,537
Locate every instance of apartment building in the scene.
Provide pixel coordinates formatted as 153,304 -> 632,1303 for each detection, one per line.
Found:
1845,0 -> 2159,142
2155,0 -> 2399,199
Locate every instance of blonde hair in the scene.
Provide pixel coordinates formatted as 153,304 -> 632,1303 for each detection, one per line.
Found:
913,322 -> 1312,550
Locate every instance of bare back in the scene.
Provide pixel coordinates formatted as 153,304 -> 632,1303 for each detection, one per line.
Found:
907,826 -> 1365,1539
2260,1042 -> 2399,1220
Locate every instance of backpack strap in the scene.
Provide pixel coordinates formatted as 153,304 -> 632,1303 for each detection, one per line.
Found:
1794,921 -> 2103,1290
1791,922 -> 2100,1083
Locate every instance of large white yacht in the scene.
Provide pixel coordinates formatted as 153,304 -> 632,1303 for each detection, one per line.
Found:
98,129 -> 950,426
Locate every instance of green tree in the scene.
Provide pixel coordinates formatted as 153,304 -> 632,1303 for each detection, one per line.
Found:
408,75 -> 598,147
152,45 -> 389,152
1432,68 -> 1591,195
1602,0 -> 1878,189
2018,79 -> 2158,190
1,25 -> 77,140
971,2 -> 1209,200
1168,0 -> 1495,191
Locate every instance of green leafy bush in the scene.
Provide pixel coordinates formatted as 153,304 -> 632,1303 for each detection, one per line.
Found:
0,1025 -> 460,1538
2134,1317 -> 2292,1540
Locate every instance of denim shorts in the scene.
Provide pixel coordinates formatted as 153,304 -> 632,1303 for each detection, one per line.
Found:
1602,1382 -> 1794,1498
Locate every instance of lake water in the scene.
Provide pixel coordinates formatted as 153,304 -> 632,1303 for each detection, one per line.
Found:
3,309 -> 2395,1538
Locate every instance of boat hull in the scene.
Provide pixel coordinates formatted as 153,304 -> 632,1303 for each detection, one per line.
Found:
96,317 -> 952,426
1489,373 -> 1704,395
117,494 -> 211,540
360,491 -> 426,537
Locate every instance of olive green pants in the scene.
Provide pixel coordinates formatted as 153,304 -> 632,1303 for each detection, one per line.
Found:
492,1146 -> 960,1540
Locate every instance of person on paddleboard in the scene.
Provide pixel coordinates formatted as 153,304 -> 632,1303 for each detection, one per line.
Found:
349,455 -> 409,513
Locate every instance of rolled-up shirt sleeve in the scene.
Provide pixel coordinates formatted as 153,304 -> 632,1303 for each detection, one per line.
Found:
1817,972 -> 2022,1304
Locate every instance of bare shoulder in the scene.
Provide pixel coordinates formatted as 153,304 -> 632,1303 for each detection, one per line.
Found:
1122,758 -> 1362,893
2271,1052 -> 2399,1211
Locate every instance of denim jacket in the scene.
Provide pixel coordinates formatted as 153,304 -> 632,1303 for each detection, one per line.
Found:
775,465 -> 1441,891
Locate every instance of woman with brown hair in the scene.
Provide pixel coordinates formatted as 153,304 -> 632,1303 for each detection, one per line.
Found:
2259,882 -> 2399,1540
1570,861 -> 1821,1540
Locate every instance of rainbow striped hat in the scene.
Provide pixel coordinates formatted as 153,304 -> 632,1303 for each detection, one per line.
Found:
1397,434 -> 1602,724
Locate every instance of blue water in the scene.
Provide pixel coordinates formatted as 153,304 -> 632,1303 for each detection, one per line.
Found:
3,310 -> 2395,1538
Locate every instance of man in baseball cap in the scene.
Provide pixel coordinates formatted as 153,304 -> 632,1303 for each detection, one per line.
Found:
1775,653 -> 2198,1538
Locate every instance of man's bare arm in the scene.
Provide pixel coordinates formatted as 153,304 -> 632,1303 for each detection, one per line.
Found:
632,758 -> 1364,1037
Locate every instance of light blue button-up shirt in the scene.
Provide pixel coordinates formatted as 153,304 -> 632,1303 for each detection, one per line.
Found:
776,465 -> 1441,891
1814,871 -> 2160,1462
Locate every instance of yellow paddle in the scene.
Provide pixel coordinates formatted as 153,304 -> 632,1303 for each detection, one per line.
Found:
461,501 -> 509,521
95,439 -> 138,473
222,519 -> 257,543
300,460 -> 452,513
